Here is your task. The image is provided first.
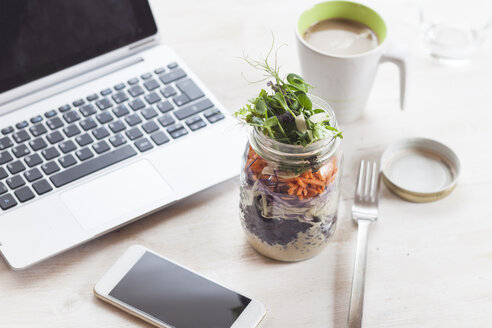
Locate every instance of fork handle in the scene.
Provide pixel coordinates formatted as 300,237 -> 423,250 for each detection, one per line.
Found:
348,219 -> 372,328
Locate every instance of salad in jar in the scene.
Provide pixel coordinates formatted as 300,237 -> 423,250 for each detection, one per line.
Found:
235,50 -> 343,261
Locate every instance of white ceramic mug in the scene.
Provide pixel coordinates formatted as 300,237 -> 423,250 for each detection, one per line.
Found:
296,1 -> 409,123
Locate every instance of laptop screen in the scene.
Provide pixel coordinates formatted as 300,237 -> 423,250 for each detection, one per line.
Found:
0,0 -> 157,94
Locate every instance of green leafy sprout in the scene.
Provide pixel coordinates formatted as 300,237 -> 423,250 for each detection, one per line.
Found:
234,44 -> 343,147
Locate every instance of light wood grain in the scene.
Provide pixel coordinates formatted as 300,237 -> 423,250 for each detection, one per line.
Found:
2,0 -> 492,327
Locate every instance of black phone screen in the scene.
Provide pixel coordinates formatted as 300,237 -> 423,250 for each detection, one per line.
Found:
109,251 -> 251,328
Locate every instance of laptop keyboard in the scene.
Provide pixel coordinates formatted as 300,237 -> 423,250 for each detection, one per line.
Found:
0,62 -> 225,211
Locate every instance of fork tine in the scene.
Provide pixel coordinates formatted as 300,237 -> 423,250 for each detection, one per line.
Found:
355,160 -> 365,197
363,161 -> 371,199
370,162 -> 380,202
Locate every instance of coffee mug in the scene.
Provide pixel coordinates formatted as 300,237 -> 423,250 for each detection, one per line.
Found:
296,1 -> 409,123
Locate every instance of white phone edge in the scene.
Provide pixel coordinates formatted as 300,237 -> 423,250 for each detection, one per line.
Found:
94,245 -> 267,328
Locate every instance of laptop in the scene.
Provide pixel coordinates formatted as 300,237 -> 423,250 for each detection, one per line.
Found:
0,0 -> 244,269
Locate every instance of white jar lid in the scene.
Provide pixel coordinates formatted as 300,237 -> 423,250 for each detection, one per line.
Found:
380,138 -> 460,202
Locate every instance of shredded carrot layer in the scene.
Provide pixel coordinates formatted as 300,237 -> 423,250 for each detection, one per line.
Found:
246,146 -> 338,200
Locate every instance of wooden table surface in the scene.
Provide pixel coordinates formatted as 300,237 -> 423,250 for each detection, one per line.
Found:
2,0 -> 491,327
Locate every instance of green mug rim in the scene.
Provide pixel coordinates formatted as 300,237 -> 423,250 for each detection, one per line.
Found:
296,1 -> 387,58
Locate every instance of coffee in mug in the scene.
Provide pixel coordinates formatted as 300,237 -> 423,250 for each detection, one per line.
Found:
303,18 -> 379,56
296,1 -> 409,123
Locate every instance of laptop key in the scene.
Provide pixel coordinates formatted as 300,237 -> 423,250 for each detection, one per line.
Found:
13,130 -> 30,143
141,107 -> 158,120
44,110 -> 57,118
47,117 -> 64,130
63,124 -> 81,137
32,179 -> 53,195
76,147 -> 94,161
0,194 -> 17,210
159,68 -> 186,84
58,104 -> 71,113
176,79 -> 205,101
42,147 -> 60,160
92,126 -> 110,140
7,175 -> 25,189
174,99 -> 214,120
129,98 -> 145,111
96,111 -> 113,124
12,144 -> 30,158
207,113 -> 225,123
126,127 -> 143,140
109,120 -> 126,133
29,123 -> 48,137
93,140 -> 110,154
0,182 -> 7,194
30,115 -> 43,124
109,134 -> 127,147
100,88 -> 112,96
150,131 -> 170,145
158,114 -> 175,127
112,91 -> 129,104
42,161 -> 60,175
169,128 -> 188,139
0,168 -> 7,179
1,126 -> 14,135
167,123 -> 187,134
173,94 -> 191,107
143,79 -> 160,91
73,99 -> 85,107
59,154 -> 77,168
29,137 -> 48,151
59,140 -> 77,153
80,104 -> 97,117
7,160 -> 26,174
75,133 -> 93,147
50,145 -> 137,188
128,78 -> 139,85
186,117 -> 206,131
160,86 -> 177,98
24,153 -> 43,167
141,72 -> 152,80
145,92 -> 161,105
114,83 -> 126,91
63,110 -> 80,124
142,121 -> 159,134
96,98 -> 113,110
80,117 -> 97,131
0,136 -> 13,150
87,93 -> 99,101
46,130 -> 64,144
24,168 -> 43,182
167,62 -> 178,69
154,67 -> 166,74
157,101 -> 174,113
125,113 -> 142,127
0,151 -> 13,165
128,85 -> 145,97
113,104 -> 130,118
16,121 -> 28,129
135,138 -> 153,152
14,186 -> 35,203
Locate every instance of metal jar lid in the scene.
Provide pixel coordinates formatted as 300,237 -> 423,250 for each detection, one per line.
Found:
380,138 -> 460,202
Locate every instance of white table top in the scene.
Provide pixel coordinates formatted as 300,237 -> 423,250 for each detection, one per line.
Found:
2,0 -> 492,327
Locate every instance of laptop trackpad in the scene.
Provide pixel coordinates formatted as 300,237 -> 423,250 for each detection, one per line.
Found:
60,160 -> 174,231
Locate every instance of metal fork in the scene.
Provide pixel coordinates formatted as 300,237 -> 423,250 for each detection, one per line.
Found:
347,160 -> 381,328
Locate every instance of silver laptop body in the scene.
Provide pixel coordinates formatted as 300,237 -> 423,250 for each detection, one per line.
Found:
0,0 -> 244,269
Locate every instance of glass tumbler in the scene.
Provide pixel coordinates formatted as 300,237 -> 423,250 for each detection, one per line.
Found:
420,0 -> 492,60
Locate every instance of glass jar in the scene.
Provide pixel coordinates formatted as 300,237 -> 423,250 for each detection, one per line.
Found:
239,96 -> 343,261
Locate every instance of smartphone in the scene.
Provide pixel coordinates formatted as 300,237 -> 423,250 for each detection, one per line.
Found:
94,245 -> 266,328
